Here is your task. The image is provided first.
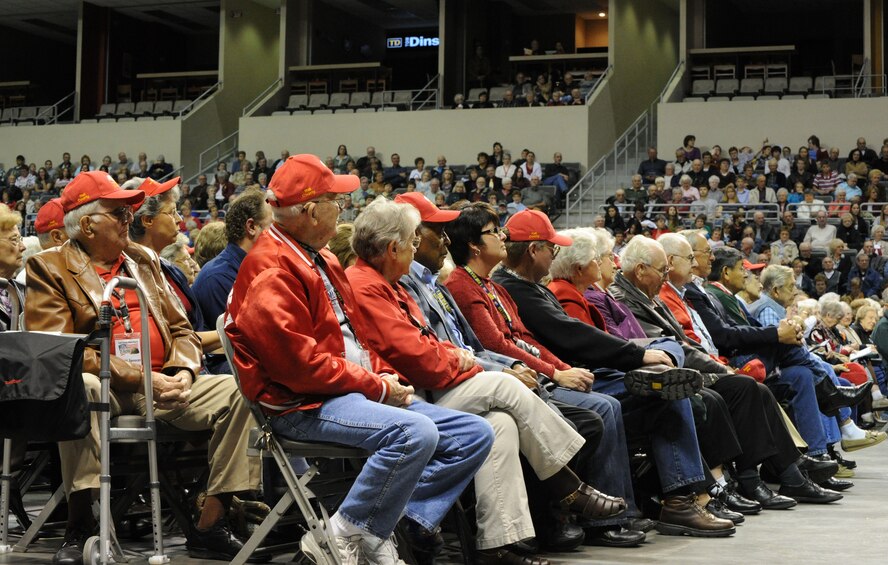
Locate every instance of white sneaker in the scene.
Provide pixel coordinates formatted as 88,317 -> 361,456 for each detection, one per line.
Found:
361,535 -> 407,565
301,531 -> 364,565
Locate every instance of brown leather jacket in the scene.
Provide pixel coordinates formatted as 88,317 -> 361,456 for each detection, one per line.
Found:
25,239 -> 202,393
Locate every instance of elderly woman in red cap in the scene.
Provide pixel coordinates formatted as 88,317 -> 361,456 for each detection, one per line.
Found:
26,171 -> 260,564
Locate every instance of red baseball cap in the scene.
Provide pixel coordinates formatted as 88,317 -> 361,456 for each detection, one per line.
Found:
34,198 -> 65,234
59,171 -> 145,213
504,210 -> 573,246
267,154 -> 359,207
134,176 -> 180,211
395,192 -> 460,223
743,259 -> 766,272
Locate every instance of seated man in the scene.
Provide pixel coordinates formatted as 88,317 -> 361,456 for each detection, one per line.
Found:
395,193 -> 648,547
346,197 -> 627,560
225,155 -> 495,564
616,233 -> 845,504
445,205 -> 734,538
26,172 -> 261,563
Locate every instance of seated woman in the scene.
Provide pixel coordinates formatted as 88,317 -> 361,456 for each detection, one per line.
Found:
770,227 -> 799,266
344,198 -> 626,562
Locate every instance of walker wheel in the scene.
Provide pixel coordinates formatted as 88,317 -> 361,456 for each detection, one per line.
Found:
83,535 -> 102,565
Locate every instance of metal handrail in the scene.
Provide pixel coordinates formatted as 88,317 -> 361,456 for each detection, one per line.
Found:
186,131 -> 239,185
585,64 -> 613,105
413,74 -> 440,110
243,78 -> 283,117
37,91 -> 76,125
179,81 -> 221,117
158,165 -> 184,183
854,57 -> 869,97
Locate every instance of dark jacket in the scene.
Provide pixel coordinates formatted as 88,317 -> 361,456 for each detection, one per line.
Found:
491,268 -> 646,371
609,273 -> 725,375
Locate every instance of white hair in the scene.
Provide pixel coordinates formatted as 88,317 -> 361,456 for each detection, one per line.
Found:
620,235 -> 658,272
820,299 -> 845,319
760,265 -> 794,293
351,197 -> 420,262
64,200 -> 103,240
818,292 -> 841,306
587,227 -> 615,258
680,174 -> 692,185
797,298 -> 820,316
549,228 -> 599,281
659,232 -> 691,257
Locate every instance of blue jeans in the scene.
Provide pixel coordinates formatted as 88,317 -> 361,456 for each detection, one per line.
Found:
543,174 -> 569,194
591,379 -> 705,493
270,394 -> 494,538
774,365 -> 829,456
551,388 -> 638,525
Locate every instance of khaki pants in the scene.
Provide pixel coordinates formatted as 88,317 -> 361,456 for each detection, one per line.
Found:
59,373 -> 261,497
432,371 -> 584,550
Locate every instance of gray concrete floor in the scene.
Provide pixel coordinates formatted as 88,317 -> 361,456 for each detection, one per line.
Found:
3,441 -> 888,564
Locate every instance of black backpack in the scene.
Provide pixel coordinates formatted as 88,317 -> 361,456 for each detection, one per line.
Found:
0,332 -> 90,442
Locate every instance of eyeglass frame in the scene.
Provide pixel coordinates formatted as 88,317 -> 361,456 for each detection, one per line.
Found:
643,262 -> 671,277
89,205 -> 134,224
0,234 -> 23,246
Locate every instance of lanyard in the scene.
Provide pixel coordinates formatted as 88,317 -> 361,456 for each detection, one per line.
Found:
268,224 -> 367,353
462,266 -> 513,331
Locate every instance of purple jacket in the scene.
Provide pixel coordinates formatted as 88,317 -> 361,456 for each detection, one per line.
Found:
584,286 -> 647,340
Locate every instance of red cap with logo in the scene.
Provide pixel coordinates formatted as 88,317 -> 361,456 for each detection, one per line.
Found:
59,171 -> 145,213
267,154 -> 360,207
394,192 -> 460,223
504,210 -> 573,246
34,198 -> 65,234
743,259 -> 766,272
133,176 -> 180,211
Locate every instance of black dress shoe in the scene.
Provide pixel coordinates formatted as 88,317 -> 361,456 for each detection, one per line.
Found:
722,486 -> 762,515
798,454 -> 839,484
736,481 -> 797,510
52,527 -> 91,565
778,479 -> 843,504
546,521 -> 585,552
818,477 -> 854,492
705,498 -> 745,525
828,444 -> 857,469
815,379 -> 872,416
407,522 -> 445,565
187,520 -> 270,563
626,517 -> 657,533
584,525 -> 646,547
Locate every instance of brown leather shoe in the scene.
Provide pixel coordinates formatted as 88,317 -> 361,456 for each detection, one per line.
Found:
655,495 -> 736,538
559,483 -> 626,519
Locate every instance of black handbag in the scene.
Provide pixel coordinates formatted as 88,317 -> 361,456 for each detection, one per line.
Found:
0,332 -> 90,441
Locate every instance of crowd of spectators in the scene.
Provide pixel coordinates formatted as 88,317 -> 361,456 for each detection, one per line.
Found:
453,69 -> 600,109
4,148 -> 888,565
603,134 -> 888,302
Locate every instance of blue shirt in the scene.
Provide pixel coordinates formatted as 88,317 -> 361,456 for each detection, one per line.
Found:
748,292 -> 785,328
192,243 -> 247,325
409,261 -> 469,350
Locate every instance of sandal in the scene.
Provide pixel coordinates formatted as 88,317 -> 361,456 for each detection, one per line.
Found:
560,483 -> 626,519
478,547 -> 550,565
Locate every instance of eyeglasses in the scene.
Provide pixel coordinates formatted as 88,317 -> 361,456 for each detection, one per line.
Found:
411,236 -> 422,250
91,206 -> 134,224
0,235 -> 23,247
480,226 -> 505,238
544,243 -> 561,257
328,198 -> 347,212
645,263 -> 671,277
672,253 -> 696,263
160,207 -> 183,221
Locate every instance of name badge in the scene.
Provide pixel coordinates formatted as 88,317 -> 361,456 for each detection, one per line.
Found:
114,333 -> 142,366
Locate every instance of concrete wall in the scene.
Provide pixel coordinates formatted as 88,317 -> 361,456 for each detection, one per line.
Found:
180,0 -> 280,177
607,0 -> 679,130
0,121 -> 181,173
658,97 -> 888,156
238,106 -> 590,168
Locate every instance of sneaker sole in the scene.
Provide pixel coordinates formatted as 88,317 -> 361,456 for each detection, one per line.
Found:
624,368 -> 702,400
654,522 -> 735,538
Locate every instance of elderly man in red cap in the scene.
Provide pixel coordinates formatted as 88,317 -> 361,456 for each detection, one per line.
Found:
34,197 -> 68,250
25,171 -> 260,564
225,155 -> 494,565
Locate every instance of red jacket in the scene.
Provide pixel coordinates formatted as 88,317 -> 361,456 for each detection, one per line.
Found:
657,282 -> 703,345
547,279 -> 610,331
445,266 -> 569,376
346,260 -> 482,390
225,224 -> 390,413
